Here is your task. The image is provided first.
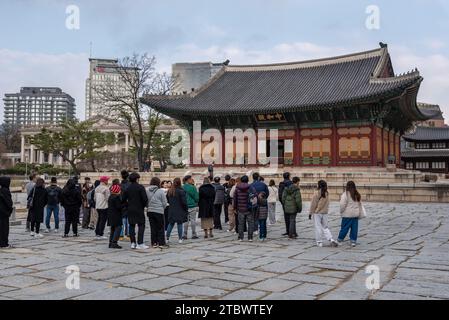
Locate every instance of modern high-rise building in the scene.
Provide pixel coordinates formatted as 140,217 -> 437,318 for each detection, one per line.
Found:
85,58 -> 136,119
3,87 -> 76,127
172,61 -> 228,94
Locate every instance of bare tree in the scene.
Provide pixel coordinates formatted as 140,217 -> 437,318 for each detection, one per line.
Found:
0,124 -> 21,153
93,54 -> 175,171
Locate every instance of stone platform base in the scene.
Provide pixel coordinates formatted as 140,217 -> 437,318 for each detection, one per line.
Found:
79,167 -> 449,203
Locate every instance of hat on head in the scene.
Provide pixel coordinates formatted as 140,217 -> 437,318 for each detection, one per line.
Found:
110,184 -> 121,194
100,176 -> 110,183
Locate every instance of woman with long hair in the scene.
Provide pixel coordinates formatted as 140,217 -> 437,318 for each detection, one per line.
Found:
226,178 -> 236,233
337,181 -> 363,247
166,178 -> 188,244
267,179 -> 278,225
309,180 -> 338,247
28,178 -> 48,238
60,178 -> 82,238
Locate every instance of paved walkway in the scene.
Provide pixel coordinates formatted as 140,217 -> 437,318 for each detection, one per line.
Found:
1,202 -> 448,300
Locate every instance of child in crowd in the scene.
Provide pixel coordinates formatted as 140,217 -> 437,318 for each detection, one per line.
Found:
309,180 -> 338,247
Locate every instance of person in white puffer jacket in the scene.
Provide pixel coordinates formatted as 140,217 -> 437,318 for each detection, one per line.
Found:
337,181 -> 363,247
94,176 -> 110,239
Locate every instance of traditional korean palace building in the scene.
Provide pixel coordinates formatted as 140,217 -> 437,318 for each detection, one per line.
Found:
402,127 -> 449,174
143,44 -> 438,167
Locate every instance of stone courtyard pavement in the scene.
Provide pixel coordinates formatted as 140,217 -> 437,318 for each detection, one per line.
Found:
1,202 -> 448,300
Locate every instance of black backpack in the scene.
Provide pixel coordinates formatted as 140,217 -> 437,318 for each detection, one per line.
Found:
87,189 -> 96,208
47,186 -> 60,206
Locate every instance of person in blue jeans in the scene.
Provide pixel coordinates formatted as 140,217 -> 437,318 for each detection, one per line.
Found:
337,181 -> 362,247
120,171 -> 131,239
45,177 -> 62,233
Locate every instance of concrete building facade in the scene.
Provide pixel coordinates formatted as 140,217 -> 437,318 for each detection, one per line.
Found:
172,61 -> 227,94
3,87 -> 75,127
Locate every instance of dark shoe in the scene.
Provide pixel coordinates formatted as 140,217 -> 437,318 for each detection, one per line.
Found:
110,243 -> 122,249
282,233 -> 288,236
62,234 -> 69,238
192,235 -> 199,240
182,236 -> 188,240
209,233 -> 214,238
73,234 -> 79,237
204,234 -> 209,239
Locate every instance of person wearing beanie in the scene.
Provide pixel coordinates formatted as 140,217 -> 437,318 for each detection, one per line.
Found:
108,184 -> 123,249
94,176 -> 110,239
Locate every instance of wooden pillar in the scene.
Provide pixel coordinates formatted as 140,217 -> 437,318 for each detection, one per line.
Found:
331,123 -> 338,167
294,127 -> 301,166
189,131 -> 193,166
381,128 -> 385,166
370,124 -> 377,167
221,129 -> 226,166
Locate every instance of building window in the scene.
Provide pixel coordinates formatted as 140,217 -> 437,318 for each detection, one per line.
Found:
406,162 -> 414,169
416,143 -> 430,149
416,162 -> 430,169
432,162 -> 446,169
432,142 -> 446,149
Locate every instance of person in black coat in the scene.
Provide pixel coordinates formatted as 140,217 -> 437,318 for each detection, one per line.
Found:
60,178 -> 82,237
166,177 -> 188,244
122,172 -> 148,249
0,176 -> 13,248
198,177 -> 216,239
108,184 -> 123,249
28,178 -> 48,237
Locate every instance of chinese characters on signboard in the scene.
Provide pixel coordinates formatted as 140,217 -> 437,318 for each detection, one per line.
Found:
255,113 -> 286,123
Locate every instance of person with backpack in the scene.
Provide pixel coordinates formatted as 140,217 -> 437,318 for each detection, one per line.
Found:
94,176 -> 110,239
212,176 -> 225,230
60,178 -> 82,238
282,176 -> 302,240
87,180 -> 100,230
107,184 -> 124,249
234,175 -> 256,242
258,191 -> 269,241
267,180 -> 278,225
25,173 -> 37,232
182,175 -> 199,240
222,175 -> 232,223
279,172 -> 294,237
81,177 -> 93,229
45,177 -> 62,233
146,177 -> 168,248
120,170 -> 130,240
309,180 -> 338,247
337,181 -> 364,247
28,178 -> 48,238
0,176 -> 14,248
249,172 -> 268,235
198,177 -> 216,239
123,172 -> 149,249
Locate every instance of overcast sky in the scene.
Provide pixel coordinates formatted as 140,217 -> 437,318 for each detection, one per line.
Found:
1,0 -> 448,123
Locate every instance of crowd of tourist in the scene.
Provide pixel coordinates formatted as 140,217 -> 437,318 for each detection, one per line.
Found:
0,170 -> 366,250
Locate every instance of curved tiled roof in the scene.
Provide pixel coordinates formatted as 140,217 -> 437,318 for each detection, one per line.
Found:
417,103 -> 444,120
143,46 -> 425,118
402,148 -> 449,158
403,127 -> 449,141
